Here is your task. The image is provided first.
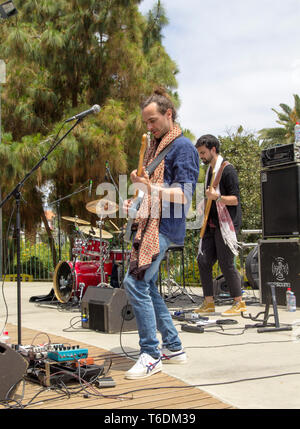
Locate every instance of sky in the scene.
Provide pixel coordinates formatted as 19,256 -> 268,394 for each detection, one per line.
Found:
139,0 -> 300,140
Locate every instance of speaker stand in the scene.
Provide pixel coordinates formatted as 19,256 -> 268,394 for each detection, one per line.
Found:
241,283 -> 292,333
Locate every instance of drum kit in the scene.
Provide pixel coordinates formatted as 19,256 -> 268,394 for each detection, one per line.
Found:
53,199 -> 130,304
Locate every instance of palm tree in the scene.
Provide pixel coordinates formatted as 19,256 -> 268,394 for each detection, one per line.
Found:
259,94 -> 300,147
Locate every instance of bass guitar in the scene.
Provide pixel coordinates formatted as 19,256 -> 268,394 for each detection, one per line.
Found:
124,134 -> 148,243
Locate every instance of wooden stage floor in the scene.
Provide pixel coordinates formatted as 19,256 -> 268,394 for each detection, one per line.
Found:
0,324 -> 234,410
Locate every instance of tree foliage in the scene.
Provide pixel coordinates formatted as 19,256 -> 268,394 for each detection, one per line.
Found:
259,94 -> 300,147
0,0 -> 179,239
219,126 -> 262,233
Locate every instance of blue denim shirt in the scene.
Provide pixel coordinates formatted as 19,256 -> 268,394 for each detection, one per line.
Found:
159,135 -> 199,245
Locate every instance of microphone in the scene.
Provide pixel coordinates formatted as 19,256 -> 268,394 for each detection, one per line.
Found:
65,105 -> 101,123
88,180 -> 93,197
105,161 -> 109,181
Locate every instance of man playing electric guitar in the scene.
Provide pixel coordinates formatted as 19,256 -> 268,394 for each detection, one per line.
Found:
123,88 -> 199,380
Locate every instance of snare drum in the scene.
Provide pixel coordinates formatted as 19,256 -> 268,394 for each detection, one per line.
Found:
110,249 -> 130,263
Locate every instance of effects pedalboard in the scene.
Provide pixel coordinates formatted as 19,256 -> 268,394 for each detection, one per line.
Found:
17,342 -> 115,388
17,343 -> 88,361
47,346 -> 88,362
170,310 -> 238,333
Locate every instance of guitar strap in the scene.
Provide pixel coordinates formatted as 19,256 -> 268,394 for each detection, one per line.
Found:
145,135 -> 181,177
211,160 -> 230,188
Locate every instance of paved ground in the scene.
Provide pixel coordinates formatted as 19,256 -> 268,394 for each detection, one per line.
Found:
1,281 -> 300,410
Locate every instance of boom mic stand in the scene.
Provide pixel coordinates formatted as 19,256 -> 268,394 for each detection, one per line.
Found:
0,119 -> 82,347
49,181 -> 92,261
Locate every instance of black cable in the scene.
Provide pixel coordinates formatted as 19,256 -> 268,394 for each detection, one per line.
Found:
0,205 -> 16,334
96,371 -> 300,398
119,300 -> 140,361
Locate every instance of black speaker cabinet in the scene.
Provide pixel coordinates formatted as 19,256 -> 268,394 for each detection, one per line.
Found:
258,239 -> 300,306
261,163 -> 300,238
81,287 -> 136,333
0,343 -> 28,401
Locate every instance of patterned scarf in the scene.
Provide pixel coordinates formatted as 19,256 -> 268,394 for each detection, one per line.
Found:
129,124 -> 182,280
198,155 -> 239,256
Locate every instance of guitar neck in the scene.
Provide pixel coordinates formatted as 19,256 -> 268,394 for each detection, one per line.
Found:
200,169 -> 216,239
134,134 -> 147,198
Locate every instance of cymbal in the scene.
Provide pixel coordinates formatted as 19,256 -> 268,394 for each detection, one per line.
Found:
62,216 -> 90,225
86,199 -> 118,216
78,225 -> 113,239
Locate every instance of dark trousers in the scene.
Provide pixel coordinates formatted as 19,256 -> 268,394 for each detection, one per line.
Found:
197,227 -> 242,298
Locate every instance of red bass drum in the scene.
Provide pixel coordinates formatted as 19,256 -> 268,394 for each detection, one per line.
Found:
53,260 -> 105,303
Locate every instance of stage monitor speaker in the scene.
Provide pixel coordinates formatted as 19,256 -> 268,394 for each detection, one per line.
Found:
81,287 -> 136,333
261,163 -> 300,238
0,343 -> 28,401
258,239 -> 300,306
245,246 -> 259,290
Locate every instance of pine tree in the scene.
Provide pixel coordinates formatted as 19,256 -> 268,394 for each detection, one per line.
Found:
0,0 -> 179,242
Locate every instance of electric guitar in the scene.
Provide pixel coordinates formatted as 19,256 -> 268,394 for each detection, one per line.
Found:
124,134 -> 148,243
199,168 -> 216,240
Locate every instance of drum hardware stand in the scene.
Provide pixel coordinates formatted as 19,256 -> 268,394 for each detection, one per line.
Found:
241,283 -> 292,333
95,216 -> 111,288
73,222 -> 89,256
78,282 -> 85,303
0,118 -> 82,346
49,182 -> 92,261
161,250 -> 180,298
161,246 -> 195,304
105,160 -> 127,286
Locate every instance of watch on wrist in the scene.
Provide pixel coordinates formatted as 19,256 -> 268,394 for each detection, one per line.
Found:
216,194 -> 222,202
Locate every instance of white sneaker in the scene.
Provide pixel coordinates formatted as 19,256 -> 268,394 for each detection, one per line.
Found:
160,347 -> 187,364
125,353 -> 162,380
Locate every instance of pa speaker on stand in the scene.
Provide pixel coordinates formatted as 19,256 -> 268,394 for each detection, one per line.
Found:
261,163 -> 300,238
259,151 -> 300,306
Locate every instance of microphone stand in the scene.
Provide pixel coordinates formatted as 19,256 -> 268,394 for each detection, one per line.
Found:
0,119 -> 82,347
49,181 -> 91,261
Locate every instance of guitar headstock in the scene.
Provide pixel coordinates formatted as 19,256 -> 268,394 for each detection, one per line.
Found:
136,134 -> 148,176
140,133 -> 148,157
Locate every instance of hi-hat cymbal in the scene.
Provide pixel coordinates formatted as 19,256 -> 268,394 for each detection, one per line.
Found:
86,199 -> 118,216
62,216 -> 90,225
79,225 -> 113,239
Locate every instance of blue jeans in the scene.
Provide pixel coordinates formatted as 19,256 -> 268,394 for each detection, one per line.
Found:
123,233 -> 182,359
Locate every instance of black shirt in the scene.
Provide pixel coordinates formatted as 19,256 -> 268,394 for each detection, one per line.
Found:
206,163 -> 242,232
